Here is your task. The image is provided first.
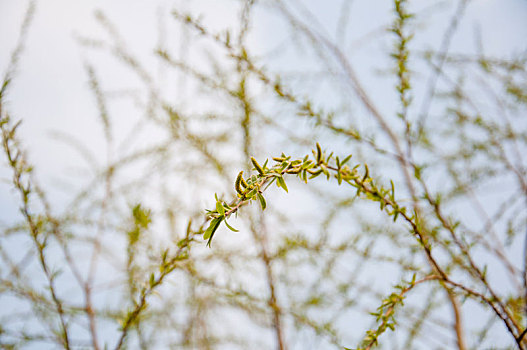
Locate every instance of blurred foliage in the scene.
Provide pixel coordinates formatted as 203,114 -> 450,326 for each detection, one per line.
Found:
1,0 -> 527,349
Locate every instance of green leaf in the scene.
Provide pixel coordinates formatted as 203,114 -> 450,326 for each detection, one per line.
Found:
321,165 -> 330,180
362,164 -> 369,182
216,200 -> 225,216
257,192 -> 266,210
277,176 -> 288,193
127,227 -> 140,245
308,168 -> 323,179
246,187 -> 258,199
132,204 -> 151,229
149,273 -> 155,287
186,219 -> 193,235
280,161 -> 290,172
341,154 -> 352,165
177,238 -> 188,248
224,219 -> 239,232
315,142 -> 322,163
203,217 -> 223,247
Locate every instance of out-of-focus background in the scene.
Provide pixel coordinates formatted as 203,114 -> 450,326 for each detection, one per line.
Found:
1,1 -> 527,349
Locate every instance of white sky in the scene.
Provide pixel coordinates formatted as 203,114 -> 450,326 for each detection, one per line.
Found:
1,0 -> 526,181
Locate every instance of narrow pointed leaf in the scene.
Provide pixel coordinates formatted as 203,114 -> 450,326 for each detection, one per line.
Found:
257,192 -> 266,210
246,187 -> 258,199
277,176 -> 288,193
203,217 -> 222,246
341,154 -> 352,165
224,219 -> 239,232
216,201 -> 225,216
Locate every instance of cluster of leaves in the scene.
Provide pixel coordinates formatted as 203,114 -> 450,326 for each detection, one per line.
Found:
198,140 -> 449,349
200,135 -> 527,349
390,0 -> 413,115
205,144 -> 348,245
204,143 -> 412,250
351,275 -> 438,350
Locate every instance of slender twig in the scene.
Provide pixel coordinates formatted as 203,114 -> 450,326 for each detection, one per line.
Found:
362,275 -> 440,350
1,117 -> 71,349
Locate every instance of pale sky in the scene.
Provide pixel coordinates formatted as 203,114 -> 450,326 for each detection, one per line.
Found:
1,1 -> 526,348
1,0 -> 526,182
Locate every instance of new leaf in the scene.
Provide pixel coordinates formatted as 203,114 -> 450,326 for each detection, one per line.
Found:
204,217 -> 223,247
